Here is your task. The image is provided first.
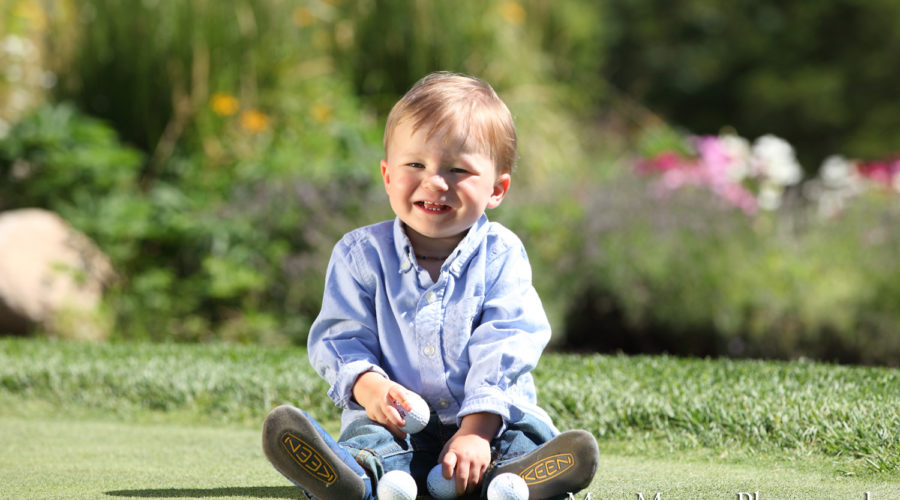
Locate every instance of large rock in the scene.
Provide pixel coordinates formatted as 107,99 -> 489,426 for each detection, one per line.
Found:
0,208 -> 114,340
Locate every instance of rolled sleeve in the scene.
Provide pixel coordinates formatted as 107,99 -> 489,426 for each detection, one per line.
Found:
330,361 -> 389,410
459,384 -> 510,415
308,239 -> 384,409
457,385 -> 511,436
459,244 -> 550,429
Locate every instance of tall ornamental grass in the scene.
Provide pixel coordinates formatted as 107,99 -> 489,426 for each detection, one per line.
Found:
2,339 -> 897,475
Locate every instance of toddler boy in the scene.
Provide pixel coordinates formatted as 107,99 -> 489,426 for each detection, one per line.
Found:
263,72 -> 598,499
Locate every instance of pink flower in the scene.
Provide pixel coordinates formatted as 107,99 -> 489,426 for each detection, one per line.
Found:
715,182 -> 759,215
636,151 -> 689,174
858,161 -> 893,185
638,136 -> 763,214
696,136 -> 732,175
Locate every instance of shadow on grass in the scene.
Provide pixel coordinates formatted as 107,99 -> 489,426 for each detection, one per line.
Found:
105,486 -> 301,498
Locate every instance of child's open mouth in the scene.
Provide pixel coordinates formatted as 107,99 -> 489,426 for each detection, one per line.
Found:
416,201 -> 452,214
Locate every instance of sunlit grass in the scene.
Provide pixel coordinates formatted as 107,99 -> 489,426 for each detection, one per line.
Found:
2,337 -> 898,479
539,354 -> 900,475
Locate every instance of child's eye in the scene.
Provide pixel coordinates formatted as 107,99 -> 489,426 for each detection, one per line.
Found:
408,162 -> 425,169
451,167 -> 471,174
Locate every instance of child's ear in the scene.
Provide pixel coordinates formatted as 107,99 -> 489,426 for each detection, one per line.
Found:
487,172 -> 511,209
380,159 -> 390,188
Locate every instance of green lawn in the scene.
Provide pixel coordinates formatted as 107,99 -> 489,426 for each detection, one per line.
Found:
2,411 -> 897,499
2,339 -> 899,499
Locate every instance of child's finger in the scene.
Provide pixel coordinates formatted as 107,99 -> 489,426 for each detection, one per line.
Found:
384,384 -> 414,431
384,393 -> 408,428
387,385 -> 411,411
441,450 -> 457,480
454,458 -> 471,494
369,404 -> 407,439
369,402 -> 404,427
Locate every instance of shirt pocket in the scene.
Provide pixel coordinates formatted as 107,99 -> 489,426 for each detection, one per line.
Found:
443,296 -> 484,359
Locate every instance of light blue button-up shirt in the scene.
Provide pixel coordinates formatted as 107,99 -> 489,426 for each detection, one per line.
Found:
308,214 -> 557,435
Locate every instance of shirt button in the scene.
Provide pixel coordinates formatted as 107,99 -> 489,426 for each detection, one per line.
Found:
425,291 -> 437,303
400,259 -> 411,271
423,345 -> 436,357
438,399 -> 450,409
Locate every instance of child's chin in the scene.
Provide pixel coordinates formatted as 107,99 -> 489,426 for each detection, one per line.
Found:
409,226 -> 465,241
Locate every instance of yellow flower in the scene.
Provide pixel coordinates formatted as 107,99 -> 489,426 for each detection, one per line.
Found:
240,109 -> 270,133
210,92 -> 239,116
16,1 -> 47,31
311,104 -> 333,124
292,7 -> 314,27
497,1 -> 525,25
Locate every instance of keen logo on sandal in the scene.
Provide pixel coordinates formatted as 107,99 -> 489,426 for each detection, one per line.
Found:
280,432 -> 337,485
520,453 -> 574,484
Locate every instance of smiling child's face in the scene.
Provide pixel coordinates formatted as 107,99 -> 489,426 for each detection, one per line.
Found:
381,119 -> 511,255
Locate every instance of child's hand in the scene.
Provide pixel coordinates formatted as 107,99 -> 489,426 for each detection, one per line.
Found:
440,432 -> 492,495
352,371 -> 413,438
439,412 -> 502,495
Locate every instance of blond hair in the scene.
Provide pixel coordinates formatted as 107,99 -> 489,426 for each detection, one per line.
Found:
384,72 -> 517,174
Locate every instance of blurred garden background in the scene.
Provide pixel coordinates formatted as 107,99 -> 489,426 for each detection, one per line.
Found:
3,0 -> 900,366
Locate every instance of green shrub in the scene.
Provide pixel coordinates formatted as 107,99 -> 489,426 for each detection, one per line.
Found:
552,166 -> 900,366
0,93 -> 388,343
6,1 -> 396,343
0,102 -> 147,265
11,0 -> 603,345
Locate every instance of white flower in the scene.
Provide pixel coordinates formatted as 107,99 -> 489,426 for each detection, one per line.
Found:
9,89 -> 31,112
1,35 -> 26,57
719,134 -> 751,181
752,134 -> 803,186
819,155 -> 861,190
0,35 -> 37,59
757,183 -> 784,211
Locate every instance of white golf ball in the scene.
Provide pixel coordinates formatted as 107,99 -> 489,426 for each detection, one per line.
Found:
487,473 -> 529,500
377,470 -> 417,500
426,463 -> 457,500
393,391 -> 430,434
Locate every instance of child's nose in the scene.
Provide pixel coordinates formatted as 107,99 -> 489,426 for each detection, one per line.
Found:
423,173 -> 448,191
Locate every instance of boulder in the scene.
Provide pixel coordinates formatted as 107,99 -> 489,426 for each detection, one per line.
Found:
0,208 -> 114,340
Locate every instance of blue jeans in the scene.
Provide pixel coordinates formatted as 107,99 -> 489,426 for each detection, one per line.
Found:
338,412 -> 556,496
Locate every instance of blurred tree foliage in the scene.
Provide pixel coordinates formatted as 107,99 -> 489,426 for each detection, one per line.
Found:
2,0 -> 900,364
602,0 -> 900,170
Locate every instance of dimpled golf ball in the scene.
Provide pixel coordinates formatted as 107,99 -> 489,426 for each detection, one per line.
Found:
426,463 -> 458,500
393,391 -> 430,434
377,470 -> 417,500
487,473 -> 529,500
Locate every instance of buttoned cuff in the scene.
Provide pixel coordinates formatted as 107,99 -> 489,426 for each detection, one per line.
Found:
329,360 -> 389,410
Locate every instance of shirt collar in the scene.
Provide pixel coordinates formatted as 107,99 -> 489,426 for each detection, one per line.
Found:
392,214 -> 491,277
392,218 -> 416,273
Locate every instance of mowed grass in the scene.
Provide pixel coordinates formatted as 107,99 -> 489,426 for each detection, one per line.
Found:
2,410 -> 897,500
2,338 -> 899,498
